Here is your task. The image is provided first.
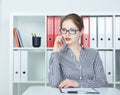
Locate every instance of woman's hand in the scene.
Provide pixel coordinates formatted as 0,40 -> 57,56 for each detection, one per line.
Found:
53,36 -> 64,52
58,79 -> 79,89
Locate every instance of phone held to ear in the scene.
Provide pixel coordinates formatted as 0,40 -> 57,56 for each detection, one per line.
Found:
61,39 -> 66,46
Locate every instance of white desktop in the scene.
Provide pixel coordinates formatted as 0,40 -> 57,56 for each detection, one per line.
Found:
22,86 -> 120,95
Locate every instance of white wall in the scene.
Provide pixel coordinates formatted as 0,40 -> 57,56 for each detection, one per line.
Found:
0,0 -> 120,95
4,0 -> 120,12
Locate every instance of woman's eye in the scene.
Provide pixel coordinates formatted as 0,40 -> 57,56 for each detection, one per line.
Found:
61,28 -> 66,31
70,29 -> 75,32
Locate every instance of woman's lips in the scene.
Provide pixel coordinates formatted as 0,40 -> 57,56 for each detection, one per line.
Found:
65,38 -> 71,41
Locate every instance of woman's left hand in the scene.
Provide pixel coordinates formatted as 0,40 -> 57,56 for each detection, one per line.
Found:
58,79 -> 79,89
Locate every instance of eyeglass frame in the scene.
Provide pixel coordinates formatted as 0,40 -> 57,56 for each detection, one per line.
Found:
59,28 -> 79,35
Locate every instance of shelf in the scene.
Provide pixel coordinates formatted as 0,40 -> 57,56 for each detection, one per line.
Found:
13,47 -> 45,52
46,48 -> 53,50
10,12 -> 120,95
97,48 -> 114,50
115,49 -> 120,50
13,81 -> 45,84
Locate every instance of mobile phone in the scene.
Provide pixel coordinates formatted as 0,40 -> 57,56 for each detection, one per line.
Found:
61,38 -> 66,46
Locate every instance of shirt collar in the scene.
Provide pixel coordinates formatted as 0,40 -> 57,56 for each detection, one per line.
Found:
60,44 -> 85,52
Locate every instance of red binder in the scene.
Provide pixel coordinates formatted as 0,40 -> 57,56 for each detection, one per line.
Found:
47,17 -> 54,47
54,16 -> 62,43
82,17 -> 90,47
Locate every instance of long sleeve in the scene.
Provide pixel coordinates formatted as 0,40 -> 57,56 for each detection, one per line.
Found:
48,52 -> 63,87
78,51 -> 108,88
49,47 -> 108,88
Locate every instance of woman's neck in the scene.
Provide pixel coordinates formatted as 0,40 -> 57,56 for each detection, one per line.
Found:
68,43 -> 81,52
67,43 -> 81,61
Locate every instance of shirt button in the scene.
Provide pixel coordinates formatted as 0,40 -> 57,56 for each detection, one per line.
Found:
80,76 -> 82,79
79,66 -> 81,70
51,54 -> 54,57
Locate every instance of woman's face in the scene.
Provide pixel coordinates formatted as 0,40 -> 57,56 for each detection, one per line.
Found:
61,19 -> 82,45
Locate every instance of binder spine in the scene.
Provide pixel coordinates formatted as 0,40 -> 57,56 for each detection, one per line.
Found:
98,17 -> 105,48
90,17 -> 97,48
54,16 -> 62,44
21,51 -> 28,81
13,50 -> 21,82
105,17 -> 113,48
47,17 -> 54,47
82,17 -> 90,47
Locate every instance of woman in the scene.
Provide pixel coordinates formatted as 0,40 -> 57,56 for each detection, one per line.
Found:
48,13 -> 108,88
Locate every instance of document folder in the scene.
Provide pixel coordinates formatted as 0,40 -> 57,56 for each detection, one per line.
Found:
115,16 -> 120,48
13,50 -> 21,82
106,51 -> 113,83
105,17 -> 113,48
82,16 -> 90,47
47,17 -> 54,47
21,50 -> 28,81
98,17 -> 105,48
60,88 -> 99,94
90,17 -> 97,48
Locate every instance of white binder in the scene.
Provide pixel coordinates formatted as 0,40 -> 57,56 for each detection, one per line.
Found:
99,51 -> 106,72
98,17 -> 105,48
106,51 -> 113,83
13,50 -> 21,82
90,17 -> 97,48
21,50 -> 28,81
47,50 -> 53,80
105,17 -> 113,48
115,17 -> 120,48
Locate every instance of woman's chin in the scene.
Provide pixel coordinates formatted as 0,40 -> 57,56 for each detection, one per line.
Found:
65,42 -> 72,45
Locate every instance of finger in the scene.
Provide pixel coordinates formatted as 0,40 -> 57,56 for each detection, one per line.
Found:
57,40 -> 61,45
58,82 -> 64,88
57,40 -> 62,46
57,39 -> 64,46
55,36 -> 62,43
58,82 -> 66,89
58,79 -> 69,88
59,41 -> 64,46
63,84 -> 70,88
60,84 -> 67,89
56,36 -> 62,40
63,83 -> 75,88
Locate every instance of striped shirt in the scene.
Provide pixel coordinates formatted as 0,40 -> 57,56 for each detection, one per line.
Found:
48,46 -> 108,88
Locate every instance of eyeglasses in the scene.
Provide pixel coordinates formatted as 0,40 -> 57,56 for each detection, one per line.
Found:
60,28 -> 79,35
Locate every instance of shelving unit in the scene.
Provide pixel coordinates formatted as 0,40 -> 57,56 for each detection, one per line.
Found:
9,13 -> 47,95
9,12 -> 120,95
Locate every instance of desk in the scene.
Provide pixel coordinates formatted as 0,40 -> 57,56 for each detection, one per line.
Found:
22,86 -> 120,95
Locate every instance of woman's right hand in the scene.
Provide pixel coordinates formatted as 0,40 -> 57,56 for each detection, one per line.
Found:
53,36 -> 64,52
